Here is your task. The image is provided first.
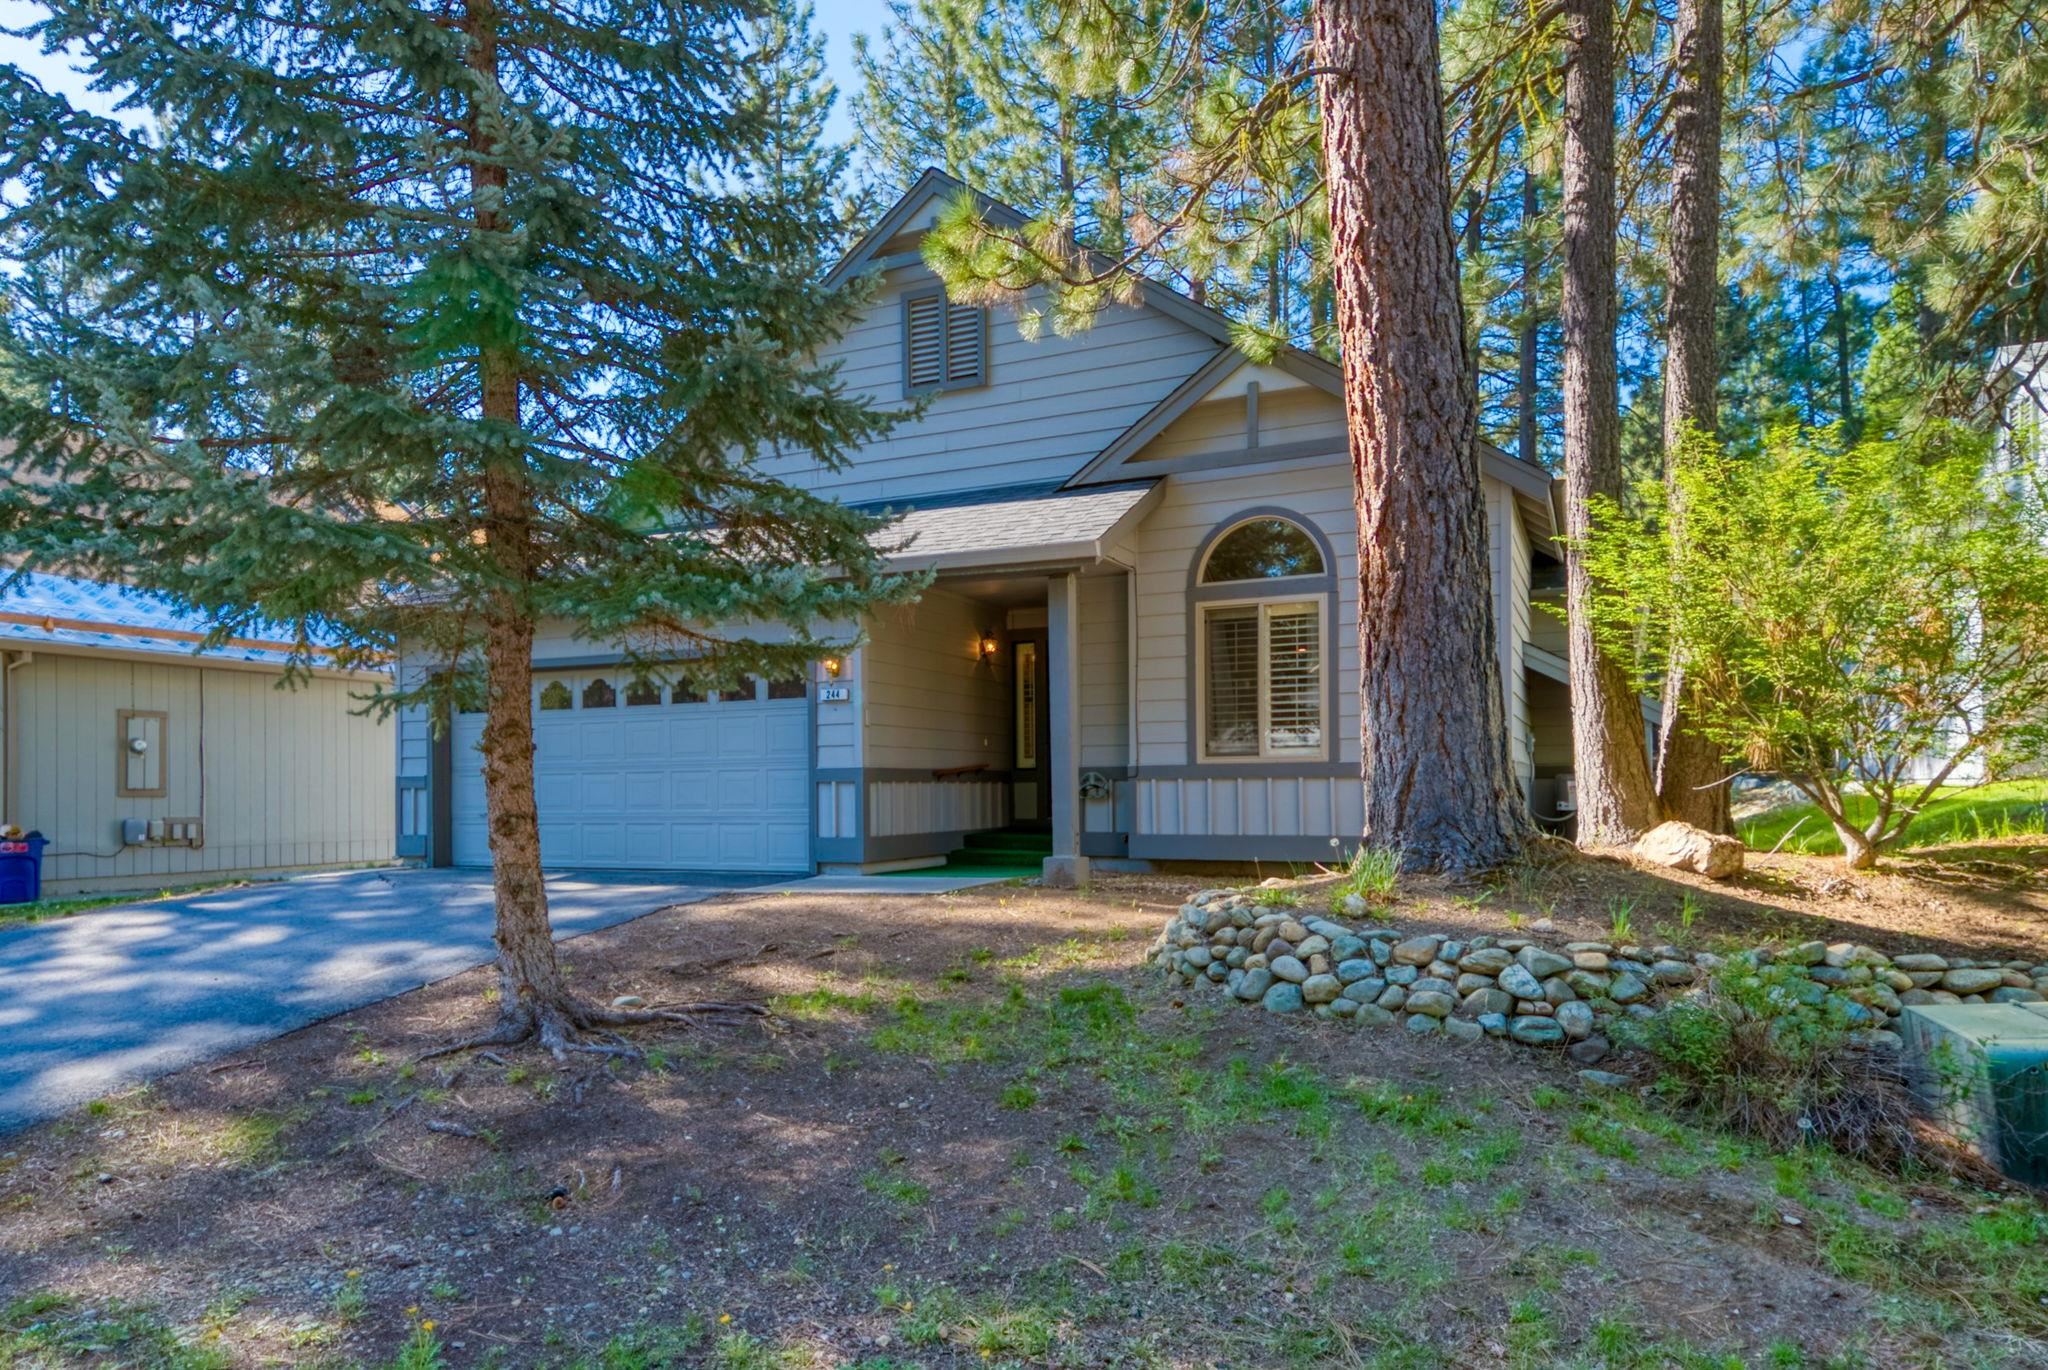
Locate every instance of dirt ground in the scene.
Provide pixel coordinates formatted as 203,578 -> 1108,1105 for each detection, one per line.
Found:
3,843 -> 2046,1369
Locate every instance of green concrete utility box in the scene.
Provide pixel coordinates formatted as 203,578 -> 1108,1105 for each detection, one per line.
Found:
1899,1003 -> 2048,1185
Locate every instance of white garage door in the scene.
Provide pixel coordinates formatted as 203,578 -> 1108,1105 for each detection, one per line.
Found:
451,670 -> 811,873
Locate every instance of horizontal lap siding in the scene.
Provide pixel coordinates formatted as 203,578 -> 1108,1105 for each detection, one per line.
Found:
862,591 -> 1009,772
850,590 -> 1012,842
1126,461 -> 1521,846
21,653 -> 394,895
758,269 -> 1219,504
1078,575 -> 1128,769
1132,461 -> 1360,771
1129,384 -> 1347,467
1507,497 -> 1534,792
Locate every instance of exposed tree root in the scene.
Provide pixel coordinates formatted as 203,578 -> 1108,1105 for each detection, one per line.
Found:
413,994 -> 769,1064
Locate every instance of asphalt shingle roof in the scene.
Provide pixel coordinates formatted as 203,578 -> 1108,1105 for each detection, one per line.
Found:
871,480 -> 1157,565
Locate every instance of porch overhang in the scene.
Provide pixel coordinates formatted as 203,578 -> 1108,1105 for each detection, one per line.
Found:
870,479 -> 1161,575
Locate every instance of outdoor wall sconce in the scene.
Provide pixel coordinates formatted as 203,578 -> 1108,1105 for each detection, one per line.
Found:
978,634 -> 999,662
822,656 -> 843,679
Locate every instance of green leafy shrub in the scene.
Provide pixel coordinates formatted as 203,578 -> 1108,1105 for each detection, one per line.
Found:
1620,960 -> 1921,1164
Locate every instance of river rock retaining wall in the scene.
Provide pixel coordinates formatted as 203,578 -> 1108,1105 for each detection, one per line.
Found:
1150,888 -> 2048,1065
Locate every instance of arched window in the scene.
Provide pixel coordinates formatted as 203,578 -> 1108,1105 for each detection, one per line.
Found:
625,678 -> 662,707
1199,517 -> 1325,584
582,677 -> 617,709
538,680 -> 573,711
1191,512 -> 1331,762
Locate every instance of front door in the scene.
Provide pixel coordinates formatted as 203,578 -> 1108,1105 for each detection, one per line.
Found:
1011,631 -> 1051,823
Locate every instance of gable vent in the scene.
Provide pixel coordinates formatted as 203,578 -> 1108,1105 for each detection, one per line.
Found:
945,300 -> 985,385
903,289 -> 988,395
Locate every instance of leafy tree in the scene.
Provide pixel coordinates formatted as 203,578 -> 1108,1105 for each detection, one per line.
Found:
1582,423 -> 2048,869
0,0 -> 919,1052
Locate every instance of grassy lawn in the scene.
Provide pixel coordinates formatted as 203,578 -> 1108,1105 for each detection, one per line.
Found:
1736,778 -> 2048,857
1,870 -> 2044,1368
0,878 -> 256,927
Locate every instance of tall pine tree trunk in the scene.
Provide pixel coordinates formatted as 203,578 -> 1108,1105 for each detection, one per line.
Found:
479,481 -> 571,1023
1519,170 -> 1540,467
1656,0 -> 1732,832
468,0 -> 570,1038
1560,0 -> 1660,846
1314,0 -> 1533,872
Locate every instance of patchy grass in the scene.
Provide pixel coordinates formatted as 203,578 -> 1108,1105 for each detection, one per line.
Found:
1737,778 -> 2048,856
3,875 -> 2046,1368
0,877 -> 259,926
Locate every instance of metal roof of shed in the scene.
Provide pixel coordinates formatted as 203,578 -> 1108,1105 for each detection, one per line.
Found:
0,570 -> 367,671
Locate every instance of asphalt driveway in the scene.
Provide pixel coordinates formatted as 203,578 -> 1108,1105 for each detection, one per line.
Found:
0,867 -> 768,1134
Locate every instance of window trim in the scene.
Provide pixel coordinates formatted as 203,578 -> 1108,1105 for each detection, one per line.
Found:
901,287 -> 989,396
1195,596 -> 1330,763
1184,507 -> 1340,769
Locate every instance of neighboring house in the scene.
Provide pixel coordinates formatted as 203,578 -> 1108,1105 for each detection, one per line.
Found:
394,171 -> 1562,881
1,571 -> 396,896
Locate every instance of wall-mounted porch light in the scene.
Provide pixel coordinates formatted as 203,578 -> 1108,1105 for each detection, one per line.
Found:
978,633 -> 1000,663
821,655 -> 843,679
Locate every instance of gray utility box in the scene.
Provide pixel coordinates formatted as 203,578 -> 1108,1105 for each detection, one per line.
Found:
1899,1003 -> 2048,1185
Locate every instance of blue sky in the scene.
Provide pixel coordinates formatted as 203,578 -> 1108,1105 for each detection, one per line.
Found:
0,0 -> 899,153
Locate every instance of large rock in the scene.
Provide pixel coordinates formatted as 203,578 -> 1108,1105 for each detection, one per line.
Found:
1498,964 -> 1545,1000
1633,820 -> 1745,879
1391,935 -> 1443,966
1261,982 -> 1306,1014
1942,967 -> 2006,995
1508,1015 -> 1566,1046
1517,946 -> 1574,980
1301,974 -> 1342,1005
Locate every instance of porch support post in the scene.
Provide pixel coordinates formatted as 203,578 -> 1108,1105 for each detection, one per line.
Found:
1044,570 -> 1090,888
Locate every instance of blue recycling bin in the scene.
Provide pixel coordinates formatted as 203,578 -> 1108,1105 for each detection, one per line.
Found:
0,834 -> 49,905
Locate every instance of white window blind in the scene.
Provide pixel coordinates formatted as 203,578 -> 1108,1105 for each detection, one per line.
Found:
1204,607 -> 1261,757
904,290 -> 987,394
1202,601 -> 1323,760
1266,605 -> 1322,754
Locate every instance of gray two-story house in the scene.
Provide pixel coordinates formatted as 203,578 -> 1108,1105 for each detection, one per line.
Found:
394,171 -> 1564,882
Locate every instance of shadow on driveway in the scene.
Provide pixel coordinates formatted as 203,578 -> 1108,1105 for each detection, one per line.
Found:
0,866 -> 768,1133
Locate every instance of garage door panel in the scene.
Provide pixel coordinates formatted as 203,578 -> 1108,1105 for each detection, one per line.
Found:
452,695 -> 808,873
717,769 -> 763,808
580,771 -> 623,810
669,716 -> 715,757
671,823 -> 716,866
766,711 -> 807,751
623,770 -> 667,809
765,767 -> 808,807
579,720 -> 623,759
718,826 -> 764,866
623,822 -> 669,865
725,715 -> 769,757
767,823 -> 809,867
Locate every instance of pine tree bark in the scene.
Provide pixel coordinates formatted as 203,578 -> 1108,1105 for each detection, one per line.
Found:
1519,171 -> 1540,467
1560,0 -> 1660,846
1313,0 -> 1534,872
465,0 -> 576,1039
1655,0 -> 1733,832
